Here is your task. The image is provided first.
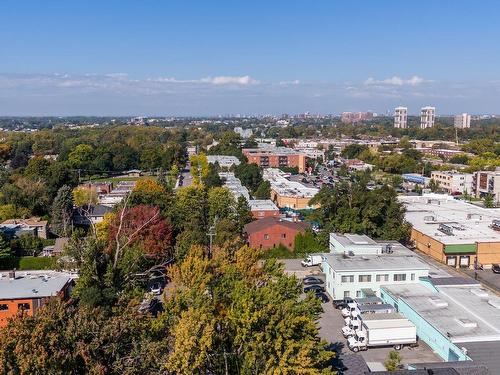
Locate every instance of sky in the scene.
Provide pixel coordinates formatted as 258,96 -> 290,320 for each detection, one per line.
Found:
1,0 -> 499,116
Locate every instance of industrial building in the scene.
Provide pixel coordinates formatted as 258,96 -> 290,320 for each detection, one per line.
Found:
323,234 -> 429,300
381,280 -> 500,369
399,194 -> 500,268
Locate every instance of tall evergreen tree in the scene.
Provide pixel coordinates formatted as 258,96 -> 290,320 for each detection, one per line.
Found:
0,234 -> 12,260
50,185 -> 73,237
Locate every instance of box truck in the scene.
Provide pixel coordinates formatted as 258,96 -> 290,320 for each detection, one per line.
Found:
301,255 -> 323,267
347,315 -> 417,352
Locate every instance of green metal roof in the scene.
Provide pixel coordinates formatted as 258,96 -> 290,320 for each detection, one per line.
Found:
443,243 -> 476,254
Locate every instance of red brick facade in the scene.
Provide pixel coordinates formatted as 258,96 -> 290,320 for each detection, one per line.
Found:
244,217 -> 309,250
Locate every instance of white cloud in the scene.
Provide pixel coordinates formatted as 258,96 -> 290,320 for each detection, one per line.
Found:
278,79 -> 300,85
364,75 -> 428,86
200,75 -> 258,85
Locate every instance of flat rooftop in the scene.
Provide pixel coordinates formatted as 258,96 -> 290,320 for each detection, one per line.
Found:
399,194 -> 500,245
324,253 -> 429,272
263,168 -> 318,198
0,270 -> 74,300
207,155 -> 241,166
382,283 -> 500,343
248,199 -> 278,211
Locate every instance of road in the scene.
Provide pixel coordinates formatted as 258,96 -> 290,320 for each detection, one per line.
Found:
176,162 -> 193,189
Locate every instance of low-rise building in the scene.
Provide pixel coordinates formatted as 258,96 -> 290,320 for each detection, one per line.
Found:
430,171 -> 474,194
263,168 -> 319,210
219,172 -> 250,201
381,280 -> 500,367
72,204 -> 113,226
243,217 -> 309,250
402,173 -> 430,186
0,270 -> 74,328
323,234 -> 429,300
0,218 -> 48,239
207,155 -> 241,168
473,169 -> 500,204
399,194 -> 500,268
242,147 -> 308,173
345,159 -> 373,172
248,199 -> 279,219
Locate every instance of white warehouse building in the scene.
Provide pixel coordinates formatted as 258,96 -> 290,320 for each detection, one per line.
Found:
323,234 -> 429,300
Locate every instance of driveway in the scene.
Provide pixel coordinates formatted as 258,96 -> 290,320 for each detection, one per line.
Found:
280,258 -> 323,278
318,300 -> 443,368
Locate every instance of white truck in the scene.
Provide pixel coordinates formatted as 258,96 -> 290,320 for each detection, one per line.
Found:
301,255 -> 323,267
347,315 -> 417,352
342,319 -> 361,337
341,302 -> 358,317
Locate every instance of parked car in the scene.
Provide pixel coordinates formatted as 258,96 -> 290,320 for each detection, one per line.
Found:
492,264 -> 500,274
303,276 -> 324,285
314,291 -> 329,303
149,282 -> 162,295
304,284 -> 325,293
333,298 -> 354,310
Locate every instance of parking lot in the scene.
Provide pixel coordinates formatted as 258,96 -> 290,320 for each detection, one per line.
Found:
282,258 -> 443,369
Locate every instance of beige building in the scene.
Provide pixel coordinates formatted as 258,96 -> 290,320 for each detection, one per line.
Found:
454,113 -> 471,128
394,106 -> 408,128
399,194 -> 500,269
430,170 -> 473,194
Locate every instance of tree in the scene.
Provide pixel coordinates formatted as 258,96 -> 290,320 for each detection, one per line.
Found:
203,163 -> 222,188
190,153 -> 209,185
235,196 -> 253,232
253,180 -> 271,199
428,178 -> 440,193
68,144 -> 94,169
384,350 -> 402,371
163,244 -> 335,374
0,234 -> 12,260
207,187 -> 235,223
129,178 -> 170,209
484,193 -> 495,208
234,162 -> 263,192
72,186 -> 98,207
12,234 -> 44,257
341,144 -> 368,159
24,157 -> 51,180
51,185 -> 73,237
294,229 -> 323,255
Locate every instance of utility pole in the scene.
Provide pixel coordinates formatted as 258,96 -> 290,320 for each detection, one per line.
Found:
207,216 -> 218,259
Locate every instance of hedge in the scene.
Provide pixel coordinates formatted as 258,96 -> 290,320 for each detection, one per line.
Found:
0,256 -> 57,271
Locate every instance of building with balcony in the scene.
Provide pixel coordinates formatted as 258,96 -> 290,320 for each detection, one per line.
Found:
242,147 -> 308,173
420,106 -> 436,129
454,113 -> 471,128
430,171 -> 474,195
394,106 -> 408,128
473,169 -> 500,204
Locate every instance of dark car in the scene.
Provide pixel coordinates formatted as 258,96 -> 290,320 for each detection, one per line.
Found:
315,292 -> 329,303
303,276 -> 324,285
304,284 -> 325,293
492,264 -> 500,274
333,298 -> 354,309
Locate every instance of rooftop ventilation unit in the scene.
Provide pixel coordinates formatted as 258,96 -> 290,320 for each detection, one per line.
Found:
381,244 -> 393,254
429,296 -> 448,308
470,288 -> 489,298
456,318 -> 477,328
423,215 -> 435,222
438,224 -> 453,236
491,219 -> 500,231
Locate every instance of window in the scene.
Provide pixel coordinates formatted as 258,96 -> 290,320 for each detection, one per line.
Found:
264,234 -> 269,240
358,275 -> 371,283
411,273 -> 415,281
281,233 -> 286,239
0,304 -> 8,311
341,275 -> 354,283
344,291 -> 350,298
356,290 -> 362,298
393,274 -> 407,282
18,303 -> 30,311
376,274 -> 389,282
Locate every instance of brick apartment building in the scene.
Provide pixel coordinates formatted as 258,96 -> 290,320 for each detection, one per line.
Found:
243,217 -> 309,250
242,147 -> 308,173
248,199 -> 280,219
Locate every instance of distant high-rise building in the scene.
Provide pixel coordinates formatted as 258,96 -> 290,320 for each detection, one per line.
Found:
454,113 -> 471,129
420,106 -> 435,129
394,106 -> 408,128
341,111 -> 373,124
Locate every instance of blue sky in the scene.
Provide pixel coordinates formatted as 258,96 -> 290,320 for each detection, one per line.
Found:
1,0 -> 499,116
